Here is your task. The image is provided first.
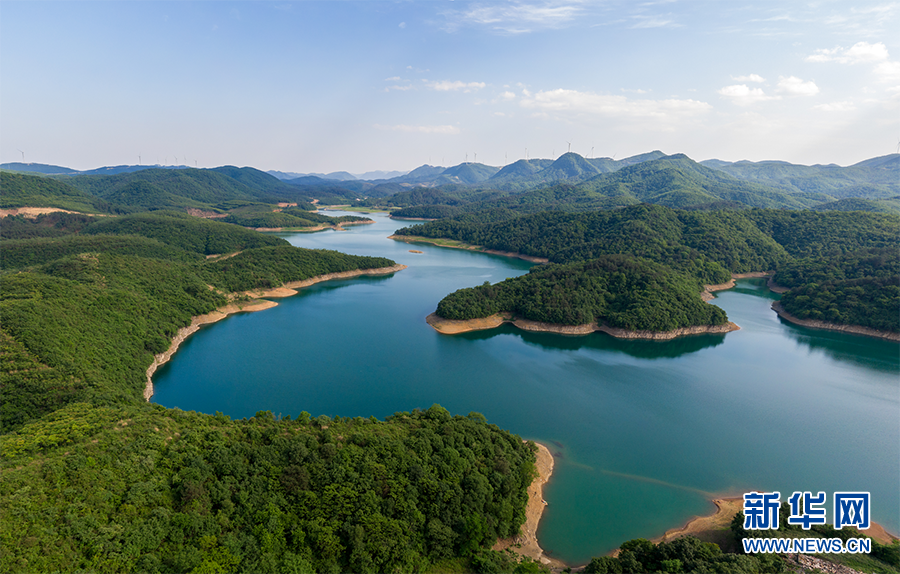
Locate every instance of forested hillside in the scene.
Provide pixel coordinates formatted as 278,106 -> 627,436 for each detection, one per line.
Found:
0,171 -> 115,213
0,213 -> 540,572
1,403 -> 536,573
59,167 -> 316,210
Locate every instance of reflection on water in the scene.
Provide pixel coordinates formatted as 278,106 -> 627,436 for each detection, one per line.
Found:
777,320 -> 900,373
458,323 -> 728,359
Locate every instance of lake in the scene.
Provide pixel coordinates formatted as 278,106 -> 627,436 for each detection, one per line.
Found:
151,211 -> 900,564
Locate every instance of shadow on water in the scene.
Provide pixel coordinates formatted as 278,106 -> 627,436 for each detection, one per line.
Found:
777,318 -> 900,373
455,323 -> 727,359
726,278 -> 782,300
285,272 -> 399,296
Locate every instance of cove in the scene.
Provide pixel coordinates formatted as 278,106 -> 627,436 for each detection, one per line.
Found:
151,212 -> 900,565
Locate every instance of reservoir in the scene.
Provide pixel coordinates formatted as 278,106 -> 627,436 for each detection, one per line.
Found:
151,212 -> 899,565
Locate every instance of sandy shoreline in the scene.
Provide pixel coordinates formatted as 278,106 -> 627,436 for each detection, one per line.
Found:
426,312 -> 740,340
250,219 -> 375,233
493,442 -> 566,569
772,301 -> 900,342
388,234 -> 550,264
143,264 -> 407,400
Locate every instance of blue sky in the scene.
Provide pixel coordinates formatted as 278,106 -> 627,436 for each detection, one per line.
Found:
2,1 -> 898,173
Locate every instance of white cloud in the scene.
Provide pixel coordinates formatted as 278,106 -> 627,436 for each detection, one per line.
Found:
519,88 -> 711,121
807,41 -> 889,64
874,60 -> 900,83
399,22 -> 406,29
384,76 -> 401,82
776,76 -> 819,97
718,85 -> 780,106
374,124 -> 460,134
428,80 -> 486,92
813,101 -> 857,112
807,41 -> 899,83
495,91 -> 517,102
443,1 -> 584,33
732,74 -> 766,83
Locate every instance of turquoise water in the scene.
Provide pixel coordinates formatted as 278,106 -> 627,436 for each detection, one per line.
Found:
152,212 -> 900,564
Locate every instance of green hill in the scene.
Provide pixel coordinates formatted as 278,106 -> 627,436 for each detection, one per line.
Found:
490,159 -> 554,181
579,155 -> 820,209
57,167 -> 325,212
438,162 -> 500,185
209,165 -> 322,202
0,171 -> 113,213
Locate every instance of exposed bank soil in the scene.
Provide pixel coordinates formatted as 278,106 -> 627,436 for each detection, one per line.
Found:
249,220 -> 375,233
493,443 -> 566,569
426,313 -> 739,340
186,208 -> 228,219
388,235 -> 550,264
143,264 -> 407,400
651,498 -> 745,552
771,302 -> 900,342
0,206 -> 111,218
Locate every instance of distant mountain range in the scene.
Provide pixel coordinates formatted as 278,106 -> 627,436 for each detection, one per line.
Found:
267,169 -> 408,181
3,152 -> 897,215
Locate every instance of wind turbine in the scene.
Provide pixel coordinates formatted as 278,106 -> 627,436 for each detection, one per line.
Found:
138,155 -> 141,165
590,147 -> 594,159
474,152 -> 477,163
567,141 -> 572,154
525,148 -> 528,160
17,149 -> 24,162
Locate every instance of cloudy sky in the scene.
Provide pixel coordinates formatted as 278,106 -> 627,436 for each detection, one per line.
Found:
2,1 -> 898,173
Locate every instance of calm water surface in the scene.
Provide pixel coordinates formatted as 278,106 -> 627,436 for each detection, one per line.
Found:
152,212 -> 899,564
